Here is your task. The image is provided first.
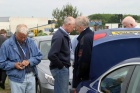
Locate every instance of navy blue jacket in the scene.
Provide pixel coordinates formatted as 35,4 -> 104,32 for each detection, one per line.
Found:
48,28 -> 71,69
73,27 -> 94,88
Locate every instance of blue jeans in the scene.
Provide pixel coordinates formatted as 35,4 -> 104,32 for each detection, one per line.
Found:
10,72 -> 36,93
51,66 -> 69,93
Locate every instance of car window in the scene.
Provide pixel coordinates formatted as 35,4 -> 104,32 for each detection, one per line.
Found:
100,66 -> 132,93
90,38 -> 140,80
127,66 -> 140,93
39,40 -> 51,60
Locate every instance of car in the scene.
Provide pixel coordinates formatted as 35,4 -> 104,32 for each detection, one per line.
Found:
76,28 -> 140,93
78,58 -> 140,93
32,35 -> 75,93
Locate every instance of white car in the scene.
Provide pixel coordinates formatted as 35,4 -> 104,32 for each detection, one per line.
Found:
32,35 -> 75,93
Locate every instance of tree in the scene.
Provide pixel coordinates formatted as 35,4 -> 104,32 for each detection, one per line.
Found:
52,4 -> 82,28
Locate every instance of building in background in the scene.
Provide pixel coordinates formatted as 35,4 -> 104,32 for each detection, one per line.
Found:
0,17 -> 55,35
0,17 -> 10,31
30,23 -> 55,36
89,20 -> 102,31
105,23 -> 119,29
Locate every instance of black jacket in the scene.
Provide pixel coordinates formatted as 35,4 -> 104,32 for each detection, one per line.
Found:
48,28 -> 71,69
0,35 -> 7,83
73,27 -> 94,88
0,35 -> 6,47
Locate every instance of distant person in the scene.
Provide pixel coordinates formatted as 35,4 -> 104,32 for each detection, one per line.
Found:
48,16 -> 75,93
6,31 -> 13,38
0,29 -> 7,89
73,16 -> 94,89
0,29 -> 7,38
122,16 -> 140,28
0,24 -> 42,93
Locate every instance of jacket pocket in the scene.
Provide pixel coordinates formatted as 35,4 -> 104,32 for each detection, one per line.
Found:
7,69 -> 23,78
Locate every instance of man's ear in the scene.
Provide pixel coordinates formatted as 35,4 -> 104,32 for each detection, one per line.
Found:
130,24 -> 134,27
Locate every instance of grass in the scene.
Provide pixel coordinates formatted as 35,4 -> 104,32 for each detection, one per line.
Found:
0,77 -> 11,93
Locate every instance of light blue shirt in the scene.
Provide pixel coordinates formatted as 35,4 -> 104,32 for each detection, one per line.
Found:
70,35 -> 78,61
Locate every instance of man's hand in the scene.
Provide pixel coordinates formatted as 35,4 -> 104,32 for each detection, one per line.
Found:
22,60 -> 30,66
15,62 -> 25,70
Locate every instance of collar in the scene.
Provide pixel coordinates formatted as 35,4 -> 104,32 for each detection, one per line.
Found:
60,27 -> 69,36
135,25 -> 140,28
77,27 -> 90,41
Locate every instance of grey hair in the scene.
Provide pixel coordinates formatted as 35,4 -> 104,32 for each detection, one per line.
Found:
76,16 -> 89,27
16,24 -> 28,35
63,16 -> 75,25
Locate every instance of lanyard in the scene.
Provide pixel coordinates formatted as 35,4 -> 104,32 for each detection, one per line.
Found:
17,41 -> 27,57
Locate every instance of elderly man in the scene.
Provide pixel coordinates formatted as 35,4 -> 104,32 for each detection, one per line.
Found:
0,24 -> 42,93
48,16 -> 75,93
73,16 -> 94,88
122,16 -> 140,28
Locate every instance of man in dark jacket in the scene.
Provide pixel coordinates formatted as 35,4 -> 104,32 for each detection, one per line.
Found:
48,16 -> 75,93
0,29 -> 7,89
73,16 -> 94,88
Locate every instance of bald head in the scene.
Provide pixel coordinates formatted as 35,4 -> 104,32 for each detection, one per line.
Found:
122,16 -> 137,28
62,16 -> 75,33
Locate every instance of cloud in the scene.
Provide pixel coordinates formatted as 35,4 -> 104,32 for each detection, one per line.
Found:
0,0 -> 140,18
0,0 -> 6,4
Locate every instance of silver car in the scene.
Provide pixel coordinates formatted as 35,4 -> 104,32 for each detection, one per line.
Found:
32,35 -> 75,93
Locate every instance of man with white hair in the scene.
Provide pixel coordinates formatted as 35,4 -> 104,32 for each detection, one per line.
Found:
48,16 -> 75,93
0,24 -> 42,93
73,16 -> 94,88
122,16 -> 140,28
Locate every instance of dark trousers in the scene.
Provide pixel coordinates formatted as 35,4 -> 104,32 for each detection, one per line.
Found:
0,69 -> 2,81
72,69 -> 82,88
0,69 -> 7,89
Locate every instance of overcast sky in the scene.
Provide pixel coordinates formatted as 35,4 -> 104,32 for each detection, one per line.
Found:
0,0 -> 140,18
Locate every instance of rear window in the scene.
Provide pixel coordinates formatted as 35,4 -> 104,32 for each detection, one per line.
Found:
90,38 -> 140,80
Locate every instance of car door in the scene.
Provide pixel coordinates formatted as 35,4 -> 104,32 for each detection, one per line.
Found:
98,65 -> 135,93
127,65 -> 140,93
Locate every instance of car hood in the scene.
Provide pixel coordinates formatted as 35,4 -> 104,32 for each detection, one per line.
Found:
37,60 -> 73,79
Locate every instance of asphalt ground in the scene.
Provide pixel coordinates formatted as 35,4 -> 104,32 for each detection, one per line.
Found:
0,77 -> 10,93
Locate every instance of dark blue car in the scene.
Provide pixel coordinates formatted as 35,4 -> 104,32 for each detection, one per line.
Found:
77,28 -> 140,93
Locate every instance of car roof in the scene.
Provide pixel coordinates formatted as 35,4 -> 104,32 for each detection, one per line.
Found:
113,57 -> 140,67
32,35 -> 75,41
32,35 -> 53,41
93,28 -> 140,46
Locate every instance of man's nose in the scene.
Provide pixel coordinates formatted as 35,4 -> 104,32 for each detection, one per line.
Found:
21,38 -> 26,41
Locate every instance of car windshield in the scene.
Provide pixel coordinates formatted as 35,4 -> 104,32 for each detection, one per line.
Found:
39,40 -> 51,60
